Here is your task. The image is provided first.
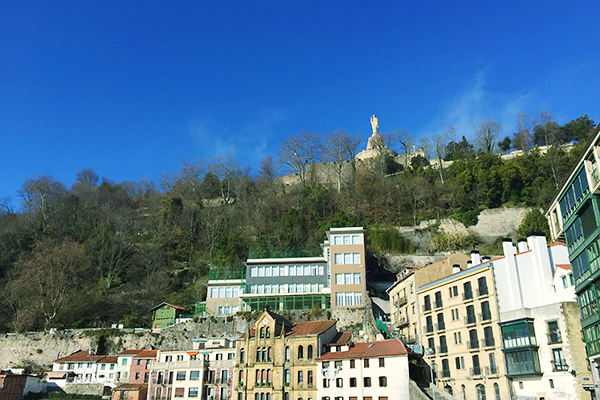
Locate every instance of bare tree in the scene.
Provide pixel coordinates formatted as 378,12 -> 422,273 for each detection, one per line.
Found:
210,154 -> 243,204
277,131 -> 324,187
474,120 -> 502,153
513,113 -> 535,151
258,155 -> 278,184
18,175 -> 67,235
431,133 -> 449,183
324,130 -> 362,192
394,129 -> 415,167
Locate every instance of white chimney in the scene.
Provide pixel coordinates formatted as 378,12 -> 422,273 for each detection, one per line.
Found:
471,251 -> 481,266
467,261 -> 472,268
517,239 -> 528,253
453,264 -> 461,274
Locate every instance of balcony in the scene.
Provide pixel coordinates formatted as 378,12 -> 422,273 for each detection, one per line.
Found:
548,332 -> 562,344
426,324 -> 434,334
463,292 -> 473,302
476,288 -> 489,297
435,322 -> 446,332
153,359 -> 207,370
397,294 -> 407,307
485,365 -> 499,376
479,312 -> 492,323
467,340 -> 479,351
470,366 -> 482,377
552,359 -> 568,371
254,381 -> 273,388
464,315 -> 477,326
437,345 -> 448,355
434,300 -> 443,310
422,304 -> 432,314
397,317 -> 409,329
442,369 -> 451,378
483,337 -> 495,348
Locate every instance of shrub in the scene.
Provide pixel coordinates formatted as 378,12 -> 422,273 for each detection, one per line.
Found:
451,208 -> 482,227
429,232 -> 477,252
368,227 -> 414,253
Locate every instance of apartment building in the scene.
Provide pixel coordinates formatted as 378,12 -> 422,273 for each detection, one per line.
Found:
49,350 -> 117,387
194,338 -> 237,400
234,308 -> 338,400
386,266 -> 420,345
149,350 -> 206,400
546,123 -> 600,398
417,261 -> 508,400
315,338 -> 410,400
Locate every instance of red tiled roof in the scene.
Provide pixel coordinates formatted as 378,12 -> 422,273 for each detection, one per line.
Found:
118,350 -> 145,355
150,302 -> 190,312
555,264 -> 572,270
549,242 -> 567,247
326,332 -> 353,346
316,338 -> 408,361
133,350 -> 158,358
54,350 -> 104,363
288,320 -> 337,336
98,356 -> 117,363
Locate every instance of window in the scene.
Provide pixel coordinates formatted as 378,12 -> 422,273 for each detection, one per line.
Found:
476,384 -> 486,400
494,383 -> 500,400
464,281 -> 473,300
428,338 -> 435,354
174,388 -> 185,398
298,346 -> 304,360
308,370 -> 313,384
240,349 -> 245,363
450,286 -> 458,298
379,376 -> 387,387
137,359 -> 142,365
336,378 -> 343,387
469,329 -> 479,350
307,345 -> 313,359
189,388 -> 199,398
268,347 -> 273,361
323,378 -> 329,388
135,373 -> 140,381
439,335 -> 448,354
478,276 -> 488,296
552,348 -> 567,371
455,357 -> 465,370
144,373 -> 149,383
222,370 -> 228,382
466,305 -> 476,324
441,359 -> 450,378
424,295 -> 431,311
229,353 -> 234,360
489,353 -> 497,374
336,274 -> 344,285
298,370 -> 304,383
452,309 -> 459,321
364,359 -> 370,368
350,359 -> 355,368
285,347 -> 290,361
176,371 -> 186,381
350,377 -> 357,387
435,291 -> 443,308
454,332 -> 462,344
549,378 -> 554,388
177,355 -> 184,361
335,360 -> 342,368
285,369 -> 290,384
484,326 -> 494,347
547,321 -> 561,343
364,377 -> 371,387
426,316 -> 433,333
472,355 -> 481,376
379,358 -> 385,367
335,254 -> 343,264
481,301 -> 491,321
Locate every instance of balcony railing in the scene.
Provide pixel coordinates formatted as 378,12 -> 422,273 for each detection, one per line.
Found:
437,345 -> 448,355
463,292 -> 473,301
467,340 -> 479,350
397,295 -> 407,307
552,359 -> 568,371
470,366 -> 482,376
426,324 -> 434,334
479,312 -> 492,322
477,288 -> 489,297
485,365 -> 499,375
397,317 -> 409,329
483,337 -> 495,348
442,369 -> 451,378
548,332 -> 562,344
435,300 -> 443,309
465,315 -> 477,325
422,304 -> 432,313
435,322 -> 446,332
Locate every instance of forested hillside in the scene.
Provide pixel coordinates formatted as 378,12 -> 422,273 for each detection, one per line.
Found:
0,114 -> 594,333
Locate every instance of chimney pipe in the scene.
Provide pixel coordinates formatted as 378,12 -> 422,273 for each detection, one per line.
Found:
453,264 -> 461,274
471,250 -> 481,266
517,239 -> 528,253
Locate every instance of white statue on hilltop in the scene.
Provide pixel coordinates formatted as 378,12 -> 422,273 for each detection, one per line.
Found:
370,115 -> 379,134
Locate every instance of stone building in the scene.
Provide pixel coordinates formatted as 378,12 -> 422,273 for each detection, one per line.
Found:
234,308 -> 338,400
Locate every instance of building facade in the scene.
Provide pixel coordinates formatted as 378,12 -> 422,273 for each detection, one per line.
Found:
315,338 -> 410,400
546,123 -> 600,397
386,266 -> 419,345
234,309 -> 338,400
50,350 -> 117,387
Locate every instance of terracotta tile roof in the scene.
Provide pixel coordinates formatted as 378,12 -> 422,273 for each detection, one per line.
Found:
288,320 -> 337,337
316,338 -> 408,361
150,302 -> 190,312
113,383 -> 148,391
98,356 -> 117,363
54,350 -> 104,363
555,264 -> 572,270
326,332 -> 353,346
118,350 -> 145,355
133,350 -> 158,358
549,242 -> 567,247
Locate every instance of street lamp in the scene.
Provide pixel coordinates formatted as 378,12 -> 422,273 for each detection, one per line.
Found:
425,348 -> 436,400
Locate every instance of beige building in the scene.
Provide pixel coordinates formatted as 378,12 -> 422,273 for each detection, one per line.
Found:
206,279 -> 243,315
234,308 -> 338,400
417,262 -> 509,400
386,266 -> 420,345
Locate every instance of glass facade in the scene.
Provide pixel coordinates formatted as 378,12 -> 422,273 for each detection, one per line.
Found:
500,319 -> 541,376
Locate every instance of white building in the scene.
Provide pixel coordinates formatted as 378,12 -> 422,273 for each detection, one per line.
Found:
116,349 -> 145,385
315,338 -> 409,400
48,350 -> 117,388
493,235 -> 592,400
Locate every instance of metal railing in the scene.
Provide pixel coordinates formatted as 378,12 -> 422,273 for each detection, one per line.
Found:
552,359 -> 568,371
465,315 -> 477,325
470,366 -> 482,376
467,340 -> 479,350
548,332 -> 562,344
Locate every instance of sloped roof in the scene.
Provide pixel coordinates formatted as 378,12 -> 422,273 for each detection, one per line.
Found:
113,383 -> 148,391
133,350 -> 158,358
98,356 -> 117,363
288,320 -> 337,337
325,332 -> 353,346
150,302 -> 190,312
54,350 -> 104,363
316,338 -> 408,361
118,350 -> 145,355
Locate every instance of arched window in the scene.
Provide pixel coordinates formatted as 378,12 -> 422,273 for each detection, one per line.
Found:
256,348 -> 261,362
445,385 -> 453,396
267,369 -> 272,383
239,369 -> 244,383
307,345 -> 313,359
461,385 -> 466,400
266,327 -> 271,338
494,383 -> 500,400
255,370 -> 260,382
298,345 -> 304,360
268,347 -> 273,362
266,394 -> 271,400
255,394 -> 259,400
260,394 -> 265,400
260,327 -> 265,338
285,369 -> 290,384
262,348 -> 267,361
285,346 -> 290,361
262,369 -> 266,382
240,348 -> 245,363
476,384 -> 486,400
284,393 -> 289,400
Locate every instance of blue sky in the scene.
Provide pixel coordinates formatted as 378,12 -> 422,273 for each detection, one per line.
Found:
2,1 -> 599,205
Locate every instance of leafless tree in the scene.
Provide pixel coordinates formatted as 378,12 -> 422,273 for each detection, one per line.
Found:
474,120 -> 502,153
513,113 -> 535,151
324,130 -> 362,192
277,131 -> 324,187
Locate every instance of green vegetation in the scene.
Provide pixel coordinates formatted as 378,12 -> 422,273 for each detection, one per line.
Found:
517,209 -> 551,238
0,115 -> 593,332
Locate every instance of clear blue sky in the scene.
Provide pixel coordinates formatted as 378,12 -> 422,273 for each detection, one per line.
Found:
2,1 -> 599,205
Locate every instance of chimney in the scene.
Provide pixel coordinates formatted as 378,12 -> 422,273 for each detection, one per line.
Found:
467,261 -> 472,268
517,239 -> 528,253
471,250 -> 481,266
482,256 -> 491,262
453,264 -> 461,274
